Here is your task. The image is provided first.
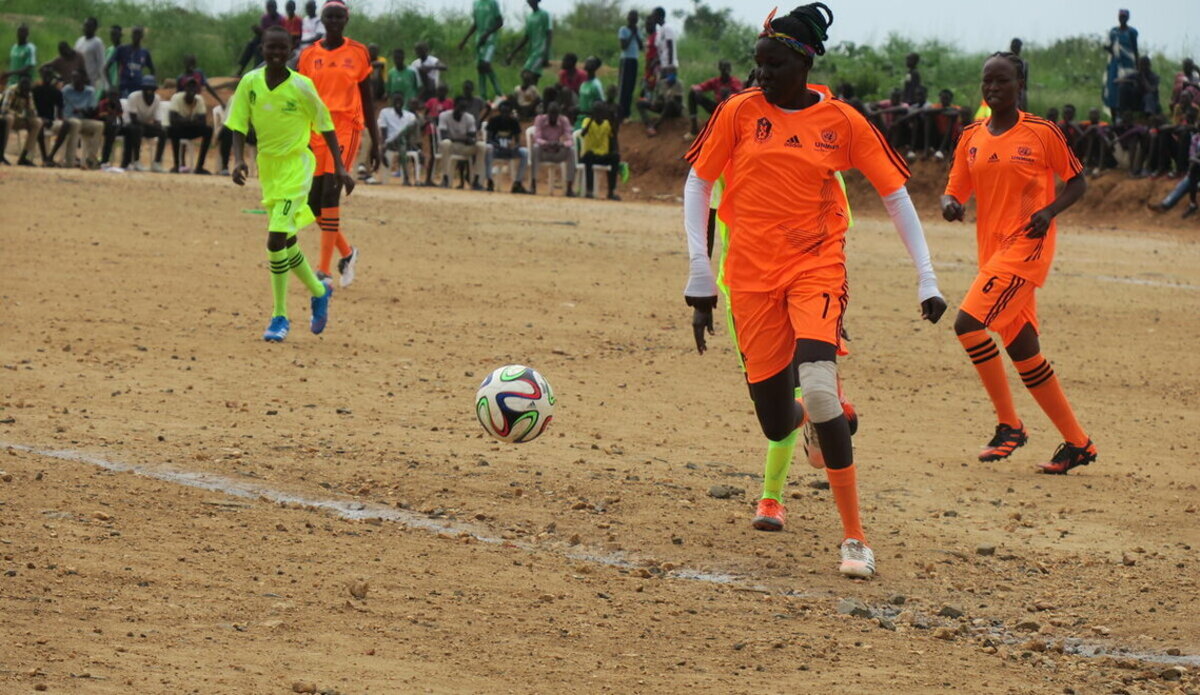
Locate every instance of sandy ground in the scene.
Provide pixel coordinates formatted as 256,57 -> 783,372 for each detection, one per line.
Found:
1,167 -> 1198,694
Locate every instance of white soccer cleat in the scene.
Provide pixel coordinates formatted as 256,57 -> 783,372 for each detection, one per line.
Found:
337,247 -> 359,288
839,539 -> 875,579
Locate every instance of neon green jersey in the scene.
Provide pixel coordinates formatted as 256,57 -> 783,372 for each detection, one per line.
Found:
225,67 -> 334,159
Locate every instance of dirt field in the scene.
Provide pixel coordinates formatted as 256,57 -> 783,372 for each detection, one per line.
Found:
1,167 -> 1198,694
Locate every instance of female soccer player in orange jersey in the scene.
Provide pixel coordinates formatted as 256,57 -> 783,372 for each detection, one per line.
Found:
297,0 -> 381,288
942,54 -> 1095,474
682,3 -> 946,579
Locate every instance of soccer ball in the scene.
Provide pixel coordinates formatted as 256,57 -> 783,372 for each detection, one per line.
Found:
475,365 -> 556,443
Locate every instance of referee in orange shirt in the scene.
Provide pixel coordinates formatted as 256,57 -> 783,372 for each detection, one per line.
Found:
942,54 -> 1094,474
297,0 -> 381,288
682,3 -> 946,579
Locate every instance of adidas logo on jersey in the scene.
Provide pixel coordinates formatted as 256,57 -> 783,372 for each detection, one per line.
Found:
987,153 -> 1000,163
784,135 -> 803,148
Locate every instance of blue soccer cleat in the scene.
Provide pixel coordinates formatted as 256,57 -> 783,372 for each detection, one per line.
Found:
263,316 -> 290,342
310,280 -> 332,334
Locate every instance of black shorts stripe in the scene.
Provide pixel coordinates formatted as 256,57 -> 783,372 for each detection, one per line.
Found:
983,276 -> 1025,326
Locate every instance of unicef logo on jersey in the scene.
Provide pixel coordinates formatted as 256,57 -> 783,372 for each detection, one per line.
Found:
815,128 -> 839,151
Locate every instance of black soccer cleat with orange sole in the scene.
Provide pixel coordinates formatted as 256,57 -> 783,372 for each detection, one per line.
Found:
979,422 -> 1028,462
1037,440 -> 1097,475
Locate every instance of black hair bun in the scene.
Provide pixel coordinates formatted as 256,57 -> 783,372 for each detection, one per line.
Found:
772,2 -> 834,56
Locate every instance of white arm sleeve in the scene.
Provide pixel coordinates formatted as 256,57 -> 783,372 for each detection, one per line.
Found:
683,168 -> 719,298
882,186 -> 942,303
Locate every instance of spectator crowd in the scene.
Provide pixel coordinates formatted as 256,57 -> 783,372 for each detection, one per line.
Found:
1,5 -> 1196,215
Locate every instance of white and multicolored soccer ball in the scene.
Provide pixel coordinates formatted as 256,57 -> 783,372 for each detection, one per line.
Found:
475,365 -> 556,443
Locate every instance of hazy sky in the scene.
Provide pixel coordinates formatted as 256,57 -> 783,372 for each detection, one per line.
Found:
203,0 -> 1197,55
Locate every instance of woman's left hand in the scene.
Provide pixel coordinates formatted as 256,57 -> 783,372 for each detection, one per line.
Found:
1023,208 -> 1054,238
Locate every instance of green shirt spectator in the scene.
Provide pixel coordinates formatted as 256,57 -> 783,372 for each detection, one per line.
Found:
507,0 -> 552,78
6,25 -> 37,87
386,48 -> 420,105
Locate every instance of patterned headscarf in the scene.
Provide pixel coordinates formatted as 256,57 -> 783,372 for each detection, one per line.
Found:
759,7 -> 817,57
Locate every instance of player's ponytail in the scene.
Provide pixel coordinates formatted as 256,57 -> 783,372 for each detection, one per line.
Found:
761,3 -> 834,58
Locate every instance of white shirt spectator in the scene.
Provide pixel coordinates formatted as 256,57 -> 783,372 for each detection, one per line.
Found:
74,35 -> 107,90
126,90 -> 161,123
655,23 -> 679,70
410,55 -> 442,90
301,16 -> 325,47
169,91 -> 206,120
378,107 -> 417,146
437,109 -> 475,141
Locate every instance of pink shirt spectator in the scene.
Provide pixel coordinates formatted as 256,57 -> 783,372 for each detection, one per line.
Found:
533,113 -> 572,147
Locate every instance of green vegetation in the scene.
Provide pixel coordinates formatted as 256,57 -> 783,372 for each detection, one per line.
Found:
0,0 -> 1186,116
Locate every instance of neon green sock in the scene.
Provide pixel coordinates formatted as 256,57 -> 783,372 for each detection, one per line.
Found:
762,429 -> 799,502
286,242 -> 326,297
268,248 -> 290,318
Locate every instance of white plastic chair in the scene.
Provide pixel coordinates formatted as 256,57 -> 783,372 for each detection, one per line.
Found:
574,127 -> 613,196
526,125 -> 568,194
431,130 -> 473,186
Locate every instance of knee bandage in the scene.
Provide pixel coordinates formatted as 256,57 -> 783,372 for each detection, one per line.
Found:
797,361 -> 841,423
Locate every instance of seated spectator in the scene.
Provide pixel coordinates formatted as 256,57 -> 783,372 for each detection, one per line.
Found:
530,100 -> 575,196
126,75 -> 168,171
0,76 -> 43,166
635,66 -> 682,136
377,92 -> 419,184
1077,107 -> 1116,174
177,54 -> 226,109
167,77 -> 212,174
437,96 -> 486,189
387,48 -> 421,106
60,69 -> 104,168
866,87 -> 907,133
512,69 -> 541,119
31,65 -> 64,166
1149,117 -> 1200,217
1058,104 -> 1083,149
924,89 -> 961,161
1145,90 -> 1198,177
688,60 -> 743,135
576,56 -> 604,127
1045,107 -> 1060,124
1172,58 -> 1200,107
460,80 -> 489,126
44,42 -> 85,85
484,100 -> 528,193
579,101 -> 620,200
558,53 -> 586,94
97,88 -> 136,171
106,26 -> 153,98
422,83 -> 453,184
892,84 -> 930,158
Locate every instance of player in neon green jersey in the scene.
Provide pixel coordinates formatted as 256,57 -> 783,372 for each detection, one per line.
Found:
226,26 -> 355,343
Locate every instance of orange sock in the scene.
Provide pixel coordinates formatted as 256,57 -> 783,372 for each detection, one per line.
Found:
317,213 -> 336,274
1013,354 -> 1088,445
323,206 -> 351,257
958,330 -> 1020,426
824,464 -> 865,543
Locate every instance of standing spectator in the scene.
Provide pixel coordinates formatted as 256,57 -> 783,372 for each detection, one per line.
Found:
437,96 -> 486,189
32,65 -> 64,166
387,48 -> 420,106
616,10 -> 642,121
1136,55 -> 1162,115
422,83 -> 453,184
484,100 -> 528,193
1010,38 -> 1028,111
97,88 -> 135,171
411,41 -> 447,100
636,66 -> 683,136
377,93 -> 418,182
4,24 -> 36,87
167,77 -> 213,174
1104,9 -> 1138,118
104,26 -> 122,91
44,42 -> 85,84
1172,58 -> 1200,107
61,69 -> 104,169
459,0 -> 504,100
177,54 -> 226,108
558,53 -> 586,94
650,7 -> 678,76
642,15 -> 659,96
75,17 -> 107,91
579,102 -> 620,200
300,0 -> 325,49
125,75 -> 167,172
512,69 -> 541,118
530,100 -> 575,196
237,2 -> 283,77
1,77 -> 43,166
507,0 -> 552,83
283,0 -> 304,48
106,26 -> 154,97
688,60 -> 743,135
901,52 -> 922,106
576,56 -> 604,126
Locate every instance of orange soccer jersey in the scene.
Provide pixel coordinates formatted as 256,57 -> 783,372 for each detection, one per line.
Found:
685,86 -> 910,292
297,38 -> 372,132
945,112 -> 1083,287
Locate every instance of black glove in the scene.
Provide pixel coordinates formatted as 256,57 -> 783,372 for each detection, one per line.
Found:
921,296 -> 948,324
685,295 -> 718,354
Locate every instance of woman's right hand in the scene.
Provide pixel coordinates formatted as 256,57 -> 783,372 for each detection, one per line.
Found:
941,195 -> 965,222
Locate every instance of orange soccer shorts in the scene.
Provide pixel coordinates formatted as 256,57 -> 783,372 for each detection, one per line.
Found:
312,124 -> 362,175
728,266 -> 847,384
960,269 -> 1039,347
